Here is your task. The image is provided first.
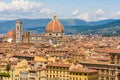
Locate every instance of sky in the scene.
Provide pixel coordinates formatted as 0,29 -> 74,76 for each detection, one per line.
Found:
0,0 -> 120,21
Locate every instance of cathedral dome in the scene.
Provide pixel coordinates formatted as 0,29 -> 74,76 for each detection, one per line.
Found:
6,31 -> 14,38
45,15 -> 64,33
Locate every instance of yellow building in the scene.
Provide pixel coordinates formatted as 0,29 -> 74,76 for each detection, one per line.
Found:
0,64 -> 6,71
46,63 -> 71,80
3,59 -> 47,80
28,68 -> 46,80
3,59 -> 30,80
46,63 -> 98,80
69,69 -> 98,80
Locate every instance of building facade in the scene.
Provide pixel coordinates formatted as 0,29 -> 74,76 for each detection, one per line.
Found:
46,63 -> 98,80
80,49 -> 120,80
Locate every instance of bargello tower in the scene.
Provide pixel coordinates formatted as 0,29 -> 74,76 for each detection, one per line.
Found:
15,20 -> 22,43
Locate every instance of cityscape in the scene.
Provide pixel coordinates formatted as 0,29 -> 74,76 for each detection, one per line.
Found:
0,0 -> 120,80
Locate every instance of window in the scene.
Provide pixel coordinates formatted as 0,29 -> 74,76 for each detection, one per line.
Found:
17,26 -> 19,30
101,70 -> 104,73
76,73 -> 79,75
111,70 -> 115,75
73,77 -> 75,80
49,33 -> 51,36
79,78 -> 81,80
76,77 -> 78,80
79,73 -> 81,75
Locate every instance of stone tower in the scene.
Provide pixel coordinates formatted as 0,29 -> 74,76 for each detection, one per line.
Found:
15,20 -> 22,43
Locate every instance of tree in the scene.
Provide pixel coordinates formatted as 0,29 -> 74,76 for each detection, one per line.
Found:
6,63 -> 11,72
0,72 -> 10,80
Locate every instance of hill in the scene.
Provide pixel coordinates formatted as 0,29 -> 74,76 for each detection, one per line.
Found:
0,18 -> 120,36
88,19 -> 115,26
0,19 -> 89,33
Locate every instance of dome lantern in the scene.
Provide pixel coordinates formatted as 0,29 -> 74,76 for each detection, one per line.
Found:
53,13 -> 57,19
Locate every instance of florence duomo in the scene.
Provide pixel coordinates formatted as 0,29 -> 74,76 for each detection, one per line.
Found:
6,14 -> 67,45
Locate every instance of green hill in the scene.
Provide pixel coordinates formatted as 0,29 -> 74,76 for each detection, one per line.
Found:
0,18 -> 120,36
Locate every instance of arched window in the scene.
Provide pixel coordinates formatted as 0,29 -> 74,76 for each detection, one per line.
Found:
49,33 -> 52,36
17,26 -> 19,30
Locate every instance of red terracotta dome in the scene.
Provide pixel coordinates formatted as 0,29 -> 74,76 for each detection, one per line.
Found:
45,15 -> 64,33
6,31 -> 14,38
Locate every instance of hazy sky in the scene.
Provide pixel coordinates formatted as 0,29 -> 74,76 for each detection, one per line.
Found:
0,0 -> 120,21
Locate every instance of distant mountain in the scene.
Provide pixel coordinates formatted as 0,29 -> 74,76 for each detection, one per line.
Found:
60,19 -> 89,26
0,18 -> 120,36
0,19 -> 50,33
83,20 -> 120,36
0,18 -> 88,33
89,19 -> 116,26
0,20 -> 9,24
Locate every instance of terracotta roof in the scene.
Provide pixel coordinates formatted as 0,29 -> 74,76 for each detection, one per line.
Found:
50,53 -> 67,57
13,54 -> 35,58
45,15 -> 64,33
107,49 -> 120,54
47,63 -> 71,68
12,46 -> 29,49
45,49 -> 68,52
6,31 -> 14,38
69,69 -> 98,73
29,68 -> 43,72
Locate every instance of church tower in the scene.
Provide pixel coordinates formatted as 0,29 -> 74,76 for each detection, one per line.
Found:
15,20 -> 22,43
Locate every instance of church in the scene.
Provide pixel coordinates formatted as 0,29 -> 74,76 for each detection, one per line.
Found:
6,15 -> 68,45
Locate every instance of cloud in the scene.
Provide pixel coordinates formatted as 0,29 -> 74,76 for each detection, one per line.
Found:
40,8 -> 51,15
112,11 -> 120,17
93,9 -> 106,20
72,10 -> 90,21
0,0 -> 51,20
72,10 -> 79,15
95,9 -> 104,15
72,9 -> 108,21
0,0 -> 42,12
77,13 -> 90,21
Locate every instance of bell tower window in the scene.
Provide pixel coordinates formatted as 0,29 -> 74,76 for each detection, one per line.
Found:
17,26 -> 19,30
